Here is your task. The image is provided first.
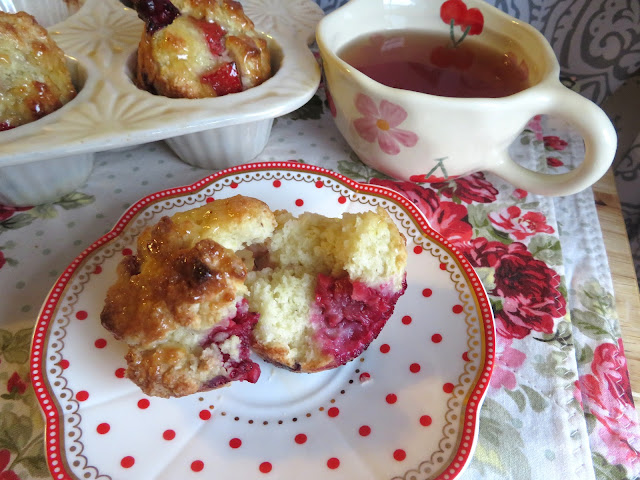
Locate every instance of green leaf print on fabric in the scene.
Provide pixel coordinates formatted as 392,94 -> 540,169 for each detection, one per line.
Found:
527,234 -> 563,266
504,386 -> 548,413
0,213 -> 35,231
592,452 -> 631,480
288,94 -> 325,120
336,153 -> 393,183
471,398 -> 532,480
55,192 -> 95,210
0,192 -> 95,237
0,328 -> 32,365
572,280 -> 620,340
0,323 -> 48,479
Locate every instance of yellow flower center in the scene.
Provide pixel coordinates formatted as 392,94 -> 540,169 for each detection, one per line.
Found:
376,119 -> 390,131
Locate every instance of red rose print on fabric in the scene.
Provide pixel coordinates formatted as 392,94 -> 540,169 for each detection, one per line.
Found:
463,238 -> 566,339
0,205 -> 31,222
543,135 -> 568,151
370,179 -> 473,248
578,340 -> 640,467
488,206 -> 554,241
0,449 -> 19,480
431,172 -> 498,204
353,94 -> 418,155
513,188 -> 528,200
490,338 -> 526,390
526,115 -> 544,141
546,157 -> 564,167
492,243 -> 565,339
6,372 -> 27,395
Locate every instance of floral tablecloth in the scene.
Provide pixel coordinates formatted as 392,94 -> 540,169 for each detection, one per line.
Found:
1,86 -> 639,479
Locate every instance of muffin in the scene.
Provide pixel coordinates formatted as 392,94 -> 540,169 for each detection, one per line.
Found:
101,196 -> 277,398
247,208 -> 408,372
0,11 -> 76,131
133,0 -> 271,98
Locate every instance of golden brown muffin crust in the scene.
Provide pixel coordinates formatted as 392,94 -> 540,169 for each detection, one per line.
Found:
0,11 -> 76,130
101,225 -> 248,347
135,0 -> 271,98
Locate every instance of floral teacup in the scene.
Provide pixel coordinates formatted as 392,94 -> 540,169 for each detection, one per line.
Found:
316,0 -> 617,196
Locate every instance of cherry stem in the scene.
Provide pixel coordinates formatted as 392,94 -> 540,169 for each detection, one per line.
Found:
449,20 -> 471,48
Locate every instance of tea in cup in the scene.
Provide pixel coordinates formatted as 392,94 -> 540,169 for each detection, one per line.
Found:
316,0 -> 617,196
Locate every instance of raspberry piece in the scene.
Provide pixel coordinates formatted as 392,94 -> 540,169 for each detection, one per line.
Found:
201,63 -> 243,96
312,274 -> 407,366
134,0 -> 181,33
197,19 -> 227,57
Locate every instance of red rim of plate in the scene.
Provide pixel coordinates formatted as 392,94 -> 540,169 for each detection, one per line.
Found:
30,162 -> 495,480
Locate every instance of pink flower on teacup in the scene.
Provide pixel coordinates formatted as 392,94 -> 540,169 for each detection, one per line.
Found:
488,205 -> 554,241
353,94 -> 418,155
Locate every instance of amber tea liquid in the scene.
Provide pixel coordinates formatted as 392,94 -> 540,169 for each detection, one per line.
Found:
338,30 -> 530,98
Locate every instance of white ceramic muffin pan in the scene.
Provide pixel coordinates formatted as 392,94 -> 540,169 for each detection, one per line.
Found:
0,0 -> 323,206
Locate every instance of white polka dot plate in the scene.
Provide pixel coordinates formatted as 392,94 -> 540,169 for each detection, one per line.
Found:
31,163 -> 495,480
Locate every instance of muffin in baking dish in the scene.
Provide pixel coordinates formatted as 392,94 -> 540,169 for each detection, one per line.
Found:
133,0 -> 271,98
101,196 -> 277,398
247,208 -> 408,372
0,11 -> 76,131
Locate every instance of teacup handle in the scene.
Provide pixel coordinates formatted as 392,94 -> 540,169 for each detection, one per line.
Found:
489,85 -> 617,197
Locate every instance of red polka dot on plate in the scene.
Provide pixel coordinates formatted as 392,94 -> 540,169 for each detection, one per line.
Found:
163,430 -> 176,441
230,182 -> 238,189
76,390 -> 89,402
393,449 -> 406,461
386,393 -> 397,404
94,338 -> 107,349
122,248 -> 133,256
462,351 -> 470,362
431,334 -> 442,343
327,458 -> 340,469
452,304 -> 464,314
443,383 -> 455,394
379,344 -> 390,354
422,288 -> 433,297
420,415 -> 432,427
115,368 -> 126,378
439,262 -> 447,270
259,462 -> 272,474
93,265 -> 102,274
401,315 -> 412,325
315,180 -> 324,188
121,456 -> 135,468
59,359 -> 70,369
413,246 -> 423,254
191,460 -> 204,472
75,311 -> 88,320
328,407 -> 339,418
294,434 -> 307,445
359,372 -> 371,383
137,399 -> 150,409
338,196 -> 347,204
359,425 -> 371,437
96,423 -> 110,434
205,197 -> 215,203
409,363 -> 421,373
295,199 -> 304,207
229,438 -> 242,448
199,410 -> 212,420
273,180 -> 281,188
